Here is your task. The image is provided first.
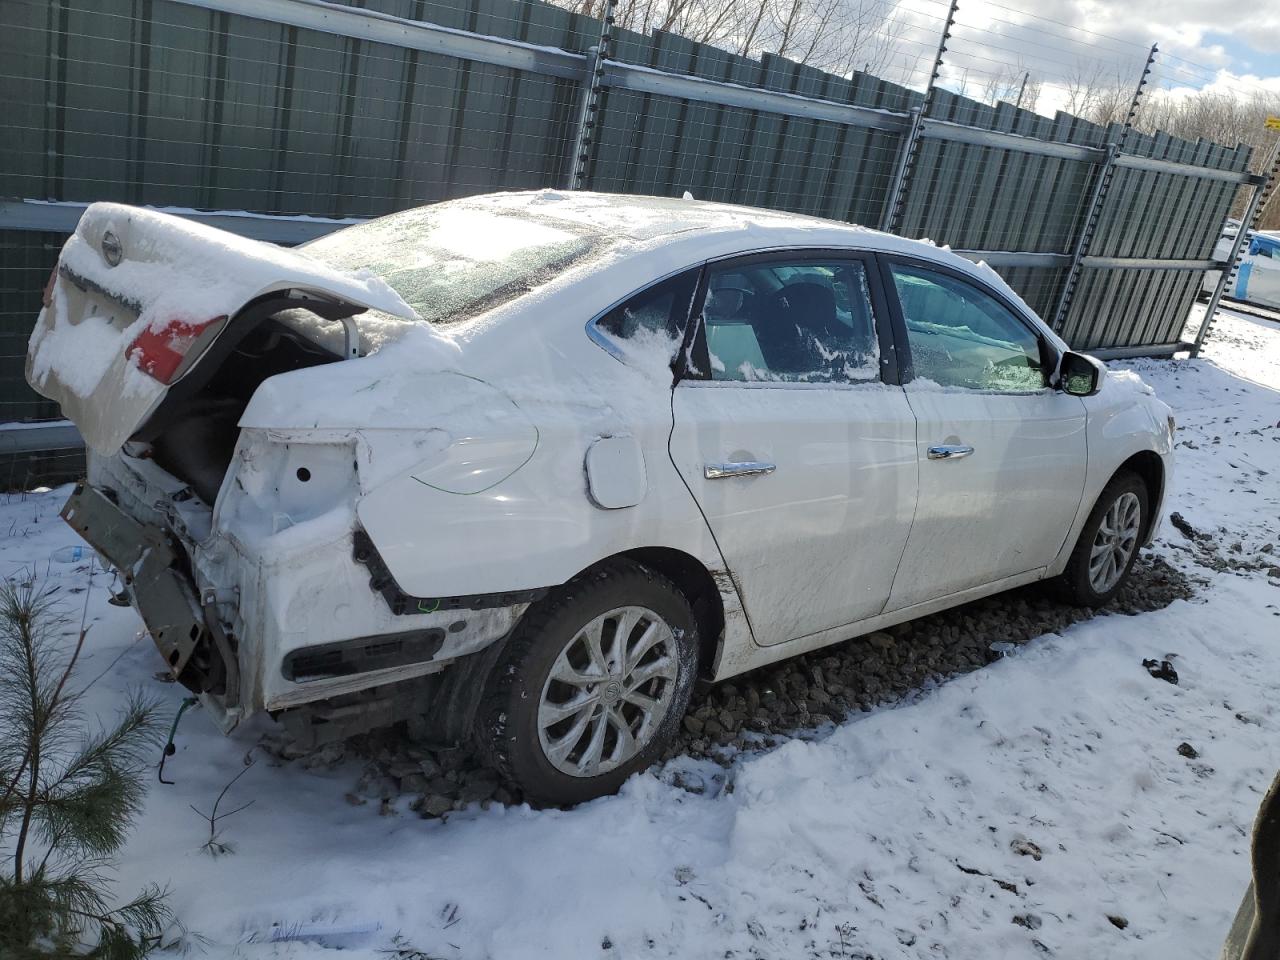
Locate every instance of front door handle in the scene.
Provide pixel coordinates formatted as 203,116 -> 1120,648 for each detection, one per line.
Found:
927,444 -> 975,461
705,461 -> 776,479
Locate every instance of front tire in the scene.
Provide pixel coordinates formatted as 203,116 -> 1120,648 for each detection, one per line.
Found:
473,560 -> 699,806
1052,470 -> 1149,606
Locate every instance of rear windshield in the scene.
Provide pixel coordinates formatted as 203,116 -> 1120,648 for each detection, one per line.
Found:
302,204 -> 600,325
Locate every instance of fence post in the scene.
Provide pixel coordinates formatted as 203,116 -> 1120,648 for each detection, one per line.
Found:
1191,135 -> 1280,357
1051,43 -> 1157,335
879,0 -> 957,233
567,0 -> 617,190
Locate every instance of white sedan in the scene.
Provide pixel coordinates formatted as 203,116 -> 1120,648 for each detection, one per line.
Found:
28,192 -> 1174,805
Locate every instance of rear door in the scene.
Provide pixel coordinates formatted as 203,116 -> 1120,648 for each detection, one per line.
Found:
880,256 -> 1088,612
668,251 -> 918,645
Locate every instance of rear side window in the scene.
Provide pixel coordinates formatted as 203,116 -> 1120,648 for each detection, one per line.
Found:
595,269 -> 700,342
700,258 -> 880,383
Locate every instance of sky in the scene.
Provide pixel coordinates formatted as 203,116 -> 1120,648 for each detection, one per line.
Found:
878,0 -> 1280,116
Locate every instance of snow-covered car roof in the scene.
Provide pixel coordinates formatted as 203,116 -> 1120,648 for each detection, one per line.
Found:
470,191 -> 1035,304
475,189 -> 927,252
449,191 -> 1054,339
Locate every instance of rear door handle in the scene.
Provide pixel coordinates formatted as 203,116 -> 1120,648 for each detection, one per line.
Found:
705,461 -> 776,479
927,444 -> 974,461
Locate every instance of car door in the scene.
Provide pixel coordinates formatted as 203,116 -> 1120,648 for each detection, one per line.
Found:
880,256 -> 1088,612
668,251 -> 918,645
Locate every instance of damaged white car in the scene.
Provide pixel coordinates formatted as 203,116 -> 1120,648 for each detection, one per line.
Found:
27,192 -> 1174,805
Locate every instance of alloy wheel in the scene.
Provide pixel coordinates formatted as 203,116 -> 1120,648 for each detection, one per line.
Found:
1088,491 -> 1142,594
537,605 -> 678,778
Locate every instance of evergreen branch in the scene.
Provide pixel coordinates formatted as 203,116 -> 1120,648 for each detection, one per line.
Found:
43,694 -> 164,798
0,578 -> 172,958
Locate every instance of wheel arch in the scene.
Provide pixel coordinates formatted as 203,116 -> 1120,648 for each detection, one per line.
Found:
616,547 -> 726,680
1115,449 -> 1164,543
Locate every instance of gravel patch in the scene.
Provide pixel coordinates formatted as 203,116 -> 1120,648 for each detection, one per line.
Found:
261,553 -> 1196,817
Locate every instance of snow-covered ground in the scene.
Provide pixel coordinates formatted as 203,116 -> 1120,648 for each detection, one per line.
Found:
2,308 -> 1278,959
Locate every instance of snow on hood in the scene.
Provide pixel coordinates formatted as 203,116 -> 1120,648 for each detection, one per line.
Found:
1102,367 -> 1157,397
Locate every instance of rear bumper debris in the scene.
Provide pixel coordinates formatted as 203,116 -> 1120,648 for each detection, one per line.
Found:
62,482 -> 223,687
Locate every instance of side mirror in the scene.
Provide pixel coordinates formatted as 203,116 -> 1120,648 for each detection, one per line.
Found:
1058,350 -> 1103,397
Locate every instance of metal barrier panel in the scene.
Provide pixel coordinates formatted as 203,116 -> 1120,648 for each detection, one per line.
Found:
0,231 -> 61,423
1061,131 -> 1253,348
0,0 -> 1265,472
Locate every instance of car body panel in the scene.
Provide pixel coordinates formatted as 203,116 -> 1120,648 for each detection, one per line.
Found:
1045,372 -> 1174,572
670,379 -> 918,643
885,386 -> 1088,610
1202,231 -> 1280,310
29,193 -> 1174,735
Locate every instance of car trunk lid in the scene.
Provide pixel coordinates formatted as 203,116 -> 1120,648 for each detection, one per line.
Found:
26,202 -> 419,456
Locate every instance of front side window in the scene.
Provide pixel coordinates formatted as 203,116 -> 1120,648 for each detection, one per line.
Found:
889,262 -> 1046,392
700,258 -> 880,383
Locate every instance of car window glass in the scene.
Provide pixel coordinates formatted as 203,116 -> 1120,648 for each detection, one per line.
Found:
890,263 -> 1046,392
703,259 -> 879,383
596,270 -> 699,344
303,204 -> 600,325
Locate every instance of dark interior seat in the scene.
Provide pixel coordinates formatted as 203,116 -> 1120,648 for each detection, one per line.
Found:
755,281 -> 840,374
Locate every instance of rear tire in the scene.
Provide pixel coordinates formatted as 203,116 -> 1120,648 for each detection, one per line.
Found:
473,560 -> 699,807
1051,470 -> 1149,607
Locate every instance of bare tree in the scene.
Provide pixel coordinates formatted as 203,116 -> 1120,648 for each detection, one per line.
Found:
1138,88 -> 1280,227
978,62 -> 1041,113
555,0 -> 909,79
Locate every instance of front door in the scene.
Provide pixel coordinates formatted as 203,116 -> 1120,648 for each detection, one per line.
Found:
669,252 -> 918,645
880,258 -> 1088,611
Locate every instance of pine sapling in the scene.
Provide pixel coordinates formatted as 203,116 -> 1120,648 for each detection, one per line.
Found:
0,579 -> 172,958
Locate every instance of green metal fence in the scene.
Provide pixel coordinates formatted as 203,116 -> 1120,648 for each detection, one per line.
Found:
0,0 -> 1266,446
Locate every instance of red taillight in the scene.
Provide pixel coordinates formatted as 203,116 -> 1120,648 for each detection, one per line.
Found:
127,316 -> 226,385
42,264 -> 58,308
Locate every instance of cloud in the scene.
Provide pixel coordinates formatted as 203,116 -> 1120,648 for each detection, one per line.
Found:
891,0 -> 1280,117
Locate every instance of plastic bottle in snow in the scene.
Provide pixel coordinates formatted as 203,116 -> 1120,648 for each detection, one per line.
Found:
50,545 -> 90,564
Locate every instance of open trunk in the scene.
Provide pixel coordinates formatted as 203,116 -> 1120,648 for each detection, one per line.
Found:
138,304 -> 347,503
26,202 -> 418,481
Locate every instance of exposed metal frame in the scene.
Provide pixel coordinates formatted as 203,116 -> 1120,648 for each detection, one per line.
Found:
920,120 -> 1101,163
1083,255 -> 1220,271
567,0 -> 618,190
600,62 -> 909,132
954,250 -> 1070,268
881,0 -> 958,232
1114,153 -> 1261,185
1088,343 -> 1181,360
162,0 -> 1258,192
952,250 -> 1220,272
167,0 -> 585,78
1050,43 -> 1158,334
1193,134 -> 1280,357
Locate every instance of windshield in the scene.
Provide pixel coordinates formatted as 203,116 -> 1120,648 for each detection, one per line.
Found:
302,203 -> 601,325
